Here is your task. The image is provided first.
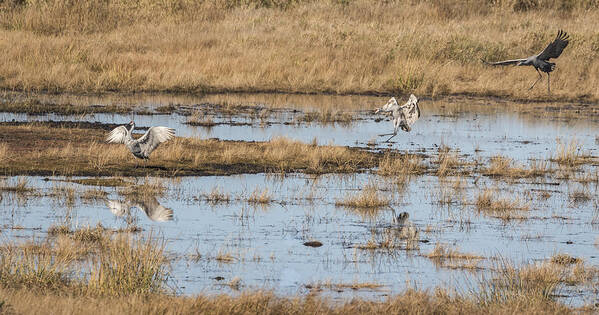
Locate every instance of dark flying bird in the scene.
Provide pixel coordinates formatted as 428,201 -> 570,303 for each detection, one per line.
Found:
482,30 -> 570,94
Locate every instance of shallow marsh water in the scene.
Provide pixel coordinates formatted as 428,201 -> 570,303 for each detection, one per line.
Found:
1,93 -> 598,306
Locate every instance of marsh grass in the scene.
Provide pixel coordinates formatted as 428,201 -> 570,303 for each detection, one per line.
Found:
87,234 -> 168,296
305,280 -> 384,291
552,140 -> 593,167
119,177 -> 167,198
355,228 -> 418,251
335,184 -> 390,212
81,188 -> 108,201
0,142 -> 9,162
0,229 -> 168,297
377,153 -> 425,177
568,187 -> 591,203
51,184 -> 77,207
247,186 -> 273,204
436,147 -> 461,177
185,110 -> 216,127
0,177 -> 32,194
299,109 -> 354,125
475,189 -> 530,220
425,243 -> 484,270
200,186 -> 231,204
484,156 -> 550,178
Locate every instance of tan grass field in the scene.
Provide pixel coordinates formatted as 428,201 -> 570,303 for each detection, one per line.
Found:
0,0 -> 598,100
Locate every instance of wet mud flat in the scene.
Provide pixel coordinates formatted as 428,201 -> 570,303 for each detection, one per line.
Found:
1,92 -> 599,309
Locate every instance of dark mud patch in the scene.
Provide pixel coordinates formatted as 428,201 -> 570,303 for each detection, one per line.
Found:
0,120 -> 127,131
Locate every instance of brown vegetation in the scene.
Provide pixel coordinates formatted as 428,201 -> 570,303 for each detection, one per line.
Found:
483,155 -> 550,178
335,183 -> 390,212
0,0 -> 598,100
0,123 -> 379,176
425,243 -> 484,270
475,188 -> 530,220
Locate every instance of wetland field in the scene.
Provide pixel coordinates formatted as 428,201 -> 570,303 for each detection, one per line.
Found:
1,0 -> 599,314
1,92 -> 599,314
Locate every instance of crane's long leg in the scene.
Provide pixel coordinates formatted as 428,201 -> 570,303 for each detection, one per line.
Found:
385,132 -> 398,142
528,68 -> 543,90
547,72 -> 550,95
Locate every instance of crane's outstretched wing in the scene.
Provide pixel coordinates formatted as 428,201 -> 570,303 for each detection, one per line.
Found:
137,126 -> 175,157
400,94 -> 420,126
375,97 -> 398,114
105,199 -> 130,217
537,30 -> 569,61
134,197 -> 174,222
481,58 -> 527,66
106,126 -> 129,143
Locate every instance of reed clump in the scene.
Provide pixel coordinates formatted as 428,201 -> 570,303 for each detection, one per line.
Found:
552,140 -> 593,167
484,155 -> 550,178
335,184 -> 390,211
475,189 -> 530,220
377,153 -> 425,177
0,229 -> 168,297
425,243 -> 484,270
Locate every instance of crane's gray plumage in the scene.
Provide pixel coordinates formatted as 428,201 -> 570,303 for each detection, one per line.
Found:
390,209 -> 419,240
105,197 -> 174,222
483,30 -> 570,94
107,121 -> 175,159
374,94 -> 420,142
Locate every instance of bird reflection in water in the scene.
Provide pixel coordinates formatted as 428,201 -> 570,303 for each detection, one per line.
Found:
105,196 -> 174,222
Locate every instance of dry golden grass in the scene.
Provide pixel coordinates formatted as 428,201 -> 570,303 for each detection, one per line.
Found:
377,153 -> 425,177
335,183 -> 390,211
305,280 -> 384,291
298,109 -> 354,125
0,260 -> 580,314
0,177 -> 32,193
247,186 -> 273,204
425,243 -> 484,270
484,155 -> 550,178
475,188 -> 530,220
185,110 -> 216,127
552,139 -> 594,167
436,147 -> 462,177
200,186 -> 231,204
0,0 -> 598,101
0,228 -> 168,297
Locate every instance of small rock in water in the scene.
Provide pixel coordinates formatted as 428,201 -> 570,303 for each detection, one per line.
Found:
303,241 -> 323,247
213,276 -> 225,281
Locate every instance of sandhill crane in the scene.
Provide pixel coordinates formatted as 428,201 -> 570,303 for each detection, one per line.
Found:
391,209 -> 419,240
106,121 -> 175,159
106,197 -> 174,222
374,94 -> 420,142
482,30 -> 570,94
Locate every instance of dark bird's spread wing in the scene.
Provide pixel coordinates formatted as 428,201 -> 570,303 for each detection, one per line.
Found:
482,58 -> 526,66
537,30 -> 569,61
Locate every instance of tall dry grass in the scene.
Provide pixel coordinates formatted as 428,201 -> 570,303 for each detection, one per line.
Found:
0,258 -> 580,314
0,0 -> 598,99
0,230 -> 168,296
